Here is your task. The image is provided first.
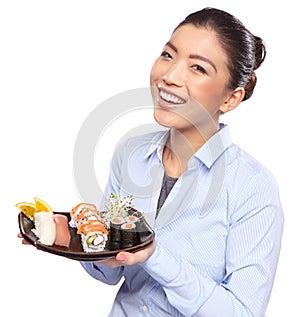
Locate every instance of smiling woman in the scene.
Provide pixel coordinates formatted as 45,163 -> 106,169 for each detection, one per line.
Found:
78,7 -> 284,317
16,6 -> 284,317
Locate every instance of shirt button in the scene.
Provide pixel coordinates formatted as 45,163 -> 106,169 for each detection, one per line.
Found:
142,305 -> 148,312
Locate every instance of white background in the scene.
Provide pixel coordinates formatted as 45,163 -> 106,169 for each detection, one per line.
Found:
1,0 -> 298,316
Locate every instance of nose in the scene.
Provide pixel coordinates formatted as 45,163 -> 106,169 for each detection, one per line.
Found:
162,62 -> 185,87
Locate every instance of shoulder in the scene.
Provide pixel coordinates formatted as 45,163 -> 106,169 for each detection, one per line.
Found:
226,144 -> 282,216
227,143 -> 277,185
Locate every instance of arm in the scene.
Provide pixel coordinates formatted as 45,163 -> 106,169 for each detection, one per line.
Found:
140,172 -> 284,317
141,208 -> 282,316
107,168 -> 283,316
80,261 -> 124,285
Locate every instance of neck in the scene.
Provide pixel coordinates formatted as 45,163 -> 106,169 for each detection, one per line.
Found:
163,123 -> 219,177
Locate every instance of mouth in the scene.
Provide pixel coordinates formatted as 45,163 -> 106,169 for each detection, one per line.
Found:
157,85 -> 187,108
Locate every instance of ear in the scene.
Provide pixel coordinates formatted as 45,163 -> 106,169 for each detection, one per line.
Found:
220,87 -> 245,113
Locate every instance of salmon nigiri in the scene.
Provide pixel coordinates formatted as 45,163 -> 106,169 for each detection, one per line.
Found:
53,214 -> 71,247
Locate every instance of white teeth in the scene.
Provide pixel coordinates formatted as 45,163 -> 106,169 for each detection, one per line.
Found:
159,89 -> 185,104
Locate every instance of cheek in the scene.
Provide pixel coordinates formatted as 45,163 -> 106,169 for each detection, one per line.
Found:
190,79 -> 227,109
150,59 -> 160,85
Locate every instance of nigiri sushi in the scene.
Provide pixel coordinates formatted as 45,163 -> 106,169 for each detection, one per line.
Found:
34,211 -> 56,246
53,214 -> 71,248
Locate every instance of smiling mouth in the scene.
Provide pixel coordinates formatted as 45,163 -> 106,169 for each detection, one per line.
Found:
158,86 -> 186,105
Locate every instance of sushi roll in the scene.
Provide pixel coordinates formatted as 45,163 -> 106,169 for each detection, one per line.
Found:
120,222 -> 140,248
125,213 -> 149,235
110,216 -> 125,240
69,202 -> 98,228
74,208 -> 102,228
77,220 -> 108,252
124,215 -> 139,224
81,231 -> 108,252
108,216 -> 125,250
126,209 -> 149,234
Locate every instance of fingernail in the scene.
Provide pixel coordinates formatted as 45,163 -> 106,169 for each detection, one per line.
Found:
117,254 -> 126,261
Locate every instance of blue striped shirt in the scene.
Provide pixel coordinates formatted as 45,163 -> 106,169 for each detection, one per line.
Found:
81,124 -> 284,317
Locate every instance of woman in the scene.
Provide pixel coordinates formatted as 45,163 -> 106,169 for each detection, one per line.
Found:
80,7 -> 284,317
17,7 -> 282,317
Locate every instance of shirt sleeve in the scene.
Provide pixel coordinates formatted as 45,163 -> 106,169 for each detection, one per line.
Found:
141,171 -> 284,317
80,261 -> 124,286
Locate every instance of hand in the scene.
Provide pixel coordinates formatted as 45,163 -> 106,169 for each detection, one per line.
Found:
17,232 -> 31,245
97,240 -> 156,268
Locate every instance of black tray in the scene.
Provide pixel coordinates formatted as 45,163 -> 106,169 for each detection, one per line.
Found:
18,211 -> 154,261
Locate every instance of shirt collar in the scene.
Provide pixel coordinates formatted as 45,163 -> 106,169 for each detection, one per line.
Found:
143,129 -> 169,161
195,123 -> 232,168
144,124 -> 232,168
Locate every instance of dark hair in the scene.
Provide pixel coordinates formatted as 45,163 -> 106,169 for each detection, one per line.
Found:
175,7 -> 266,101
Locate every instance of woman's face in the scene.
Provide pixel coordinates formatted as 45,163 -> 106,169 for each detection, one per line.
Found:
150,24 -> 232,132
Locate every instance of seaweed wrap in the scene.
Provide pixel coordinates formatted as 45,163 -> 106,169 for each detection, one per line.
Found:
108,216 -> 125,250
120,222 -> 140,248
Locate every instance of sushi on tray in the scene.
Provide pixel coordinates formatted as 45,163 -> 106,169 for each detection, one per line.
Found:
16,197 -> 71,248
17,194 -> 147,254
69,194 -> 144,253
69,203 -> 108,252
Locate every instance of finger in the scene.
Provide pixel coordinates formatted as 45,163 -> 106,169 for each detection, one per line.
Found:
18,233 -> 31,245
22,239 -> 30,245
97,256 -> 115,263
96,256 -> 116,265
116,249 -> 147,266
96,257 -> 124,268
116,252 -> 128,262
116,241 -> 156,266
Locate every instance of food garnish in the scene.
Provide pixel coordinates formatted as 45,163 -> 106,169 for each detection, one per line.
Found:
34,197 -> 53,214
15,202 -> 37,220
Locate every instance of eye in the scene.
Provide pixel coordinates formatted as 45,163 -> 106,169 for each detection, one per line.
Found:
191,64 -> 207,75
160,51 -> 172,59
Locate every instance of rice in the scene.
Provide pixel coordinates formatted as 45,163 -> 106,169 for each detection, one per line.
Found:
33,211 -> 56,245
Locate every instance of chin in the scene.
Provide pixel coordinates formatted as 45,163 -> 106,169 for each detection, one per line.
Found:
153,107 -> 182,129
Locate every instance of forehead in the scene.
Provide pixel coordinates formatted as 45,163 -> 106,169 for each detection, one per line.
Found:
169,24 -> 228,65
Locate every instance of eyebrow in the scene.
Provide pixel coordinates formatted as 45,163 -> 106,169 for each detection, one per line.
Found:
165,41 -> 178,53
165,41 -> 218,73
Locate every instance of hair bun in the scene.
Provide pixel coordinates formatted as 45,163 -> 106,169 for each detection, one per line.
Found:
243,36 -> 266,101
243,72 -> 257,101
254,36 -> 266,70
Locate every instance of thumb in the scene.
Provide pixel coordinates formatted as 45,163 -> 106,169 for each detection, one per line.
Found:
116,252 -> 129,263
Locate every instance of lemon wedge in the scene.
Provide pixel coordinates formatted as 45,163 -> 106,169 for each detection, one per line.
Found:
15,202 -> 37,220
34,197 -> 53,214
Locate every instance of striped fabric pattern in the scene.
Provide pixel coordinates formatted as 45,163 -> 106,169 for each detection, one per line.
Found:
81,124 -> 284,317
